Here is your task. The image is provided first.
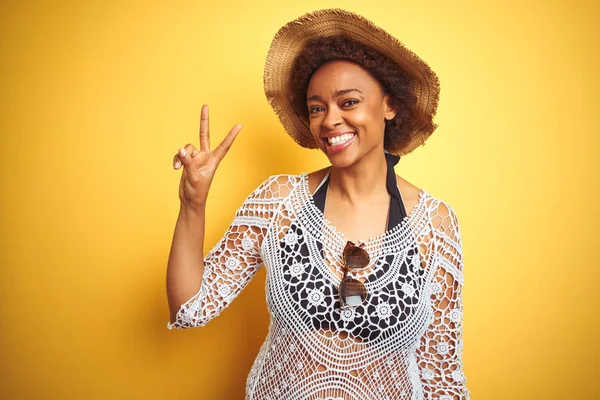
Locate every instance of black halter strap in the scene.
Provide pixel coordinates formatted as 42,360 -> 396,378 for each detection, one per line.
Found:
312,152 -> 407,231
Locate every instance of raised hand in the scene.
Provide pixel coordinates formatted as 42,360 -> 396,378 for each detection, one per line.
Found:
173,105 -> 242,211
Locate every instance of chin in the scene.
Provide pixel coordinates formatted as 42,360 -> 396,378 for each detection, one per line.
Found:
325,150 -> 360,169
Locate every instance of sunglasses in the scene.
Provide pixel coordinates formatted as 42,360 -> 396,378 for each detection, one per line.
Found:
339,241 -> 370,309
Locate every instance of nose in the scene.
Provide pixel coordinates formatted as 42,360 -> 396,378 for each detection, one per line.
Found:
321,106 -> 343,130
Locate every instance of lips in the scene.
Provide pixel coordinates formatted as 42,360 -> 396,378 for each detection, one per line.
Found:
323,132 -> 356,153
326,133 -> 355,146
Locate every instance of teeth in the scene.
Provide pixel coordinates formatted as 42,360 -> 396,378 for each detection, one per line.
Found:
327,133 -> 354,146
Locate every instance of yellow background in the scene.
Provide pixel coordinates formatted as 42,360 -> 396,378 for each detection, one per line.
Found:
1,0 -> 598,399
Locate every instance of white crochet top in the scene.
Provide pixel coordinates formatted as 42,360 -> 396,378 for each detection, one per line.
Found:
168,174 -> 469,400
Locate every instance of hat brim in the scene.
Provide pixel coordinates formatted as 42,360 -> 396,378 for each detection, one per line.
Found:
264,8 -> 440,156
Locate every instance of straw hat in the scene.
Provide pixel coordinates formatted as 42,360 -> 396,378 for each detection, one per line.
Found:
263,8 -> 440,156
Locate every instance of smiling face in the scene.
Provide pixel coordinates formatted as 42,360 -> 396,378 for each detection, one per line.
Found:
306,60 -> 397,167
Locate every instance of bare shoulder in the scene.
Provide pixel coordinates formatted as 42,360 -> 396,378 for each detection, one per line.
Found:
396,176 -> 462,242
395,175 -> 424,216
306,167 -> 331,194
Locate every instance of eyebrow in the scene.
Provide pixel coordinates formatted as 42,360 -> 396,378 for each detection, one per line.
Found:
306,88 -> 364,102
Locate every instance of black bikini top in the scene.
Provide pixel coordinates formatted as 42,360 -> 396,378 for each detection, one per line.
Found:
311,152 -> 408,230
296,152 -> 414,340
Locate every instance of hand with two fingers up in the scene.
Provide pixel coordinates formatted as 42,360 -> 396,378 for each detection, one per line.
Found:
173,104 -> 243,212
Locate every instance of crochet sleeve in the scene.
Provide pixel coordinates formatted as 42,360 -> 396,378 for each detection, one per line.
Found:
167,175 -> 293,330
416,200 -> 469,399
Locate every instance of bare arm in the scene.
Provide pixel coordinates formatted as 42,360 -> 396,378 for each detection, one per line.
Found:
166,104 -> 242,324
166,205 -> 206,323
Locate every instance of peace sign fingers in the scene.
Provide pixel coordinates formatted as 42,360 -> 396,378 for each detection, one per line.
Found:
172,105 -> 244,209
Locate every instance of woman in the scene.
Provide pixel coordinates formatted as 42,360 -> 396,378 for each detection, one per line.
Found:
166,9 -> 468,400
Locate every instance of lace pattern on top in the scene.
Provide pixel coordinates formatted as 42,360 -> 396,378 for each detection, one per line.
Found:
167,174 -> 469,400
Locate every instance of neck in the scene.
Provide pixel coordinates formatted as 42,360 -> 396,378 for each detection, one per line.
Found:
328,148 -> 389,207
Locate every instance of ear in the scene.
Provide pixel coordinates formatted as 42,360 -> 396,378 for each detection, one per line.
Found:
382,94 -> 397,121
